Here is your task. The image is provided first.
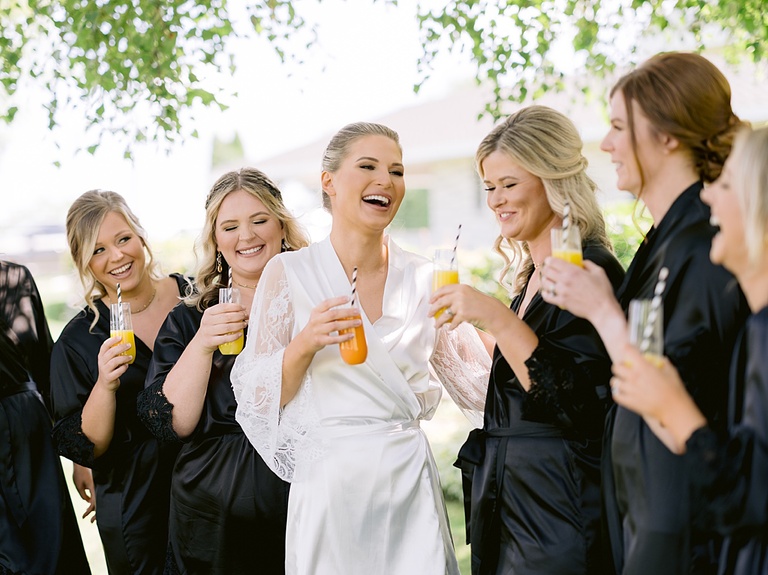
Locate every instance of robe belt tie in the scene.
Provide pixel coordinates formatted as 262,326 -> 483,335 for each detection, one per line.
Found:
320,418 -> 420,439
0,380 -> 37,399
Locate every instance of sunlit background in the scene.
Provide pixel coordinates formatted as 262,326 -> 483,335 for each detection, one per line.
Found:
2,2 -> 767,572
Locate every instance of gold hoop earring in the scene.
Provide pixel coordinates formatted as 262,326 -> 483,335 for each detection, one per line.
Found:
216,251 -> 222,273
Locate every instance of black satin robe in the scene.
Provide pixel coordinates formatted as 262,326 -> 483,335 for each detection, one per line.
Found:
0,261 -> 90,575
456,242 -> 625,575
606,183 -> 750,575
685,307 -> 768,575
50,274 -> 189,575
139,302 -> 289,575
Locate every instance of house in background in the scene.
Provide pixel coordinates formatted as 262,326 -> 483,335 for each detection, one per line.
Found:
244,59 -> 766,255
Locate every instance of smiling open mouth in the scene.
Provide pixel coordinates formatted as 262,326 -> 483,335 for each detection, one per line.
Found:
239,246 -> 264,255
109,262 -> 132,275
363,195 -> 391,207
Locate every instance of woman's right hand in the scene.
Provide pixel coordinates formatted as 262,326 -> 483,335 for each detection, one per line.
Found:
194,301 -> 248,354
540,258 -> 618,322
96,336 -> 132,393
295,296 -> 361,356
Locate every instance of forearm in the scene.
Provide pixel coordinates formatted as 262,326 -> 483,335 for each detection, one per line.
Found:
162,337 -> 214,438
485,308 -> 538,391
654,395 -> 708,454
280,335 -> 316,406
81,383 -> 117,457
589,297 -> 628,363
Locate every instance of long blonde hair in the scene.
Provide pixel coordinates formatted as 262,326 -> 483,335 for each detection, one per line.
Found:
187,167 -> 310,311
732,127 -> 768,265
65,190 -> 162,330
476,105 -> 611,294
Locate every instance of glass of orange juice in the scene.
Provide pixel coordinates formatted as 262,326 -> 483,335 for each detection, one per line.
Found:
433,248 -> 459,318
218,287 -> 244,356
551,227 -> 584,267
110,302 -> 136,365
339,313 -> 367,365
628,298 -> 664,366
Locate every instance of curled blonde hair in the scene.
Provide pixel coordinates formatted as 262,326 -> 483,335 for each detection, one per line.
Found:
730,127 -> 768,265
187,167 -> 310,311
476,105 -> 611,294
65,190 -> 162,330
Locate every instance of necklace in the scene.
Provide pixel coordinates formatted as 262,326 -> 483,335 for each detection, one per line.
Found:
233,279 -> 257,290
107,287 -> 157,314
132,288 -> 157,313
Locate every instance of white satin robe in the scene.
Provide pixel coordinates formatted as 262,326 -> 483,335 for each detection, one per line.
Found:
232,237 -> 490,575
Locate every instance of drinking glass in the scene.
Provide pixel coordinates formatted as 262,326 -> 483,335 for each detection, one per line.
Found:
432,248 -> 459,318
551,227 -> 584,267
339,313 -> 367,365
110,302 -> 136,365
218,287 -> 244,356
628,298 -> 664,366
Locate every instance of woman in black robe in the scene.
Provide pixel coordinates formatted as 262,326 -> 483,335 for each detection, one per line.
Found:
50,190 -> 188,574
541,52 -> 751,575
433,106 -> 625,574
611,127 -> 768,575
0,260 -> 90,575
138,168 -> 309,574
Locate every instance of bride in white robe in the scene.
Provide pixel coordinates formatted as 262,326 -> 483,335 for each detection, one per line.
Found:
232,122 -> 491,575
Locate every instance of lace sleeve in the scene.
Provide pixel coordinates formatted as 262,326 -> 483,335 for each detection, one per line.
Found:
430,323 -> 491,429
232,257 -> 321,482
522,336 -> 612,434
137,380 -> 180,443
51,412 -> 96,467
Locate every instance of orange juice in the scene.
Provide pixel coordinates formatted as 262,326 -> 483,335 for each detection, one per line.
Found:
552,249 -> 584,267
339,314 -> 367,365
111,329 -> 136,365
643,353 -> 664,368
219,331 -> 244,356
433,269 -> 459,318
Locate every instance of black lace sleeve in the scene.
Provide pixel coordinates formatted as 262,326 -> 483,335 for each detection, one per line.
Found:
137,379 -> 181,443
51,412 -> 96,467
522,337 -> 611,436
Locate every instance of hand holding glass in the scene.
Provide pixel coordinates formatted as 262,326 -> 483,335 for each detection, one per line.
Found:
110,302 -> 135,365
218,287 -> 244,356
551,227 -> 584,267
628,298 -> 664,367
339,312 -> 367,365
432,249 -> 459,319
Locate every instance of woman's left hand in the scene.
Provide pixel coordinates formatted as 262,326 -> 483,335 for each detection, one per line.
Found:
429,284 -> 507,332
611,345 -> 686,420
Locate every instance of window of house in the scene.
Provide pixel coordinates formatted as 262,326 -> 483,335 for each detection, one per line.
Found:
393,188 -> 429,229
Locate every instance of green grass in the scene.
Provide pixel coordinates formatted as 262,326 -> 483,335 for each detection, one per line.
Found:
447,498 -> 471,574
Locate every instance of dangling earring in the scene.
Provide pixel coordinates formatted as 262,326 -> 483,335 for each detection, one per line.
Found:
216,251 -> 223,273
281,239 -> 289,252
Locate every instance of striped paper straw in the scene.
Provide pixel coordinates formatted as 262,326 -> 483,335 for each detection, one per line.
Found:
562,201 -> 571,243
450,224 -> 462,267
351,267 -> 358,307
640,267 -> 669,353
116,282 -> 124,329
227,266 -> 232,298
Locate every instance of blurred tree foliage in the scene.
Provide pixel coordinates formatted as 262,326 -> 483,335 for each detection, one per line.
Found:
417,0 -> 768,120
1,0 -> 765,157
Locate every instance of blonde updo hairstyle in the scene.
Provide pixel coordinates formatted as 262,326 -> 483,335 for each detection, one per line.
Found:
731,127 -> 768,265
476,105 -> 611,295
65,190 -> 162,330
187,167 -> 310,311
320,122 -> 402,212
